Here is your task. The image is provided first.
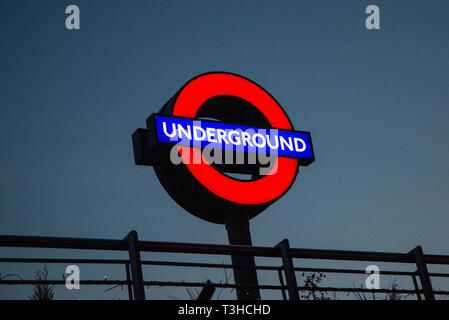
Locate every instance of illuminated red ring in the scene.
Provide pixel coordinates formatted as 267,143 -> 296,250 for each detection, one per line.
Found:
173,73 -> 298,205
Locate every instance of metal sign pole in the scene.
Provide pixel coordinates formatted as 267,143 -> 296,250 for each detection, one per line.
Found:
224,213 -> 261,300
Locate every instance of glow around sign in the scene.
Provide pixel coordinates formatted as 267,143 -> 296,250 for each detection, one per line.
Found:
152,114 -> 314,163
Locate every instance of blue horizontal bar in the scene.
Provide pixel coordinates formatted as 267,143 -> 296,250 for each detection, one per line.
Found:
154,115 -> 314,160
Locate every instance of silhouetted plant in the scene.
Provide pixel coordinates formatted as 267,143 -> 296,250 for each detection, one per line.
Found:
299,272 -> 330,300
351,278 -> 410,300
29,265 -> 54,300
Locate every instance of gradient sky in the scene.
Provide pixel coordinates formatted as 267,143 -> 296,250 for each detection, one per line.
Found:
0,0 -> 448,299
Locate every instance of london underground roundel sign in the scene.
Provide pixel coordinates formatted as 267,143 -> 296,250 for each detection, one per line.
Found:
132,72 -> 315,224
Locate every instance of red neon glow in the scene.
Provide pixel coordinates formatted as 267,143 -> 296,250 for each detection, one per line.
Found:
173,73 -> 299,205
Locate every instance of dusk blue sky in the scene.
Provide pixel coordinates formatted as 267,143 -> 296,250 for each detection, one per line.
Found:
0,1 -> 448,299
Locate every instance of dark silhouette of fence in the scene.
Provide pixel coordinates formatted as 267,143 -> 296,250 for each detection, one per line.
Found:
0,231 -> 448,300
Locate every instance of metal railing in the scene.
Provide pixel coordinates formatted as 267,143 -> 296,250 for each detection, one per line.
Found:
0,231 -> 448,300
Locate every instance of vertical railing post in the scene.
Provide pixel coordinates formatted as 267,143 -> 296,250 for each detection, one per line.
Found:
275,239 -> 299,300
125,263 -> 133,300
124,230 -> 145,300
411,273 -> 422,300
408,246 -> 434,300
277,268 -> 287,300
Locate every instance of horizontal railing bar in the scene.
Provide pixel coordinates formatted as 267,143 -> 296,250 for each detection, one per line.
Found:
295,267 -> 449,278
0,235 -> 448,264
138,241 -> 422,264
138,240 -> 278,256
289,248 -> 449,264
2,257 -> 447,278
140,262 -> 448,278
0,258 -> 129,264
143,281 -> 283,290
140,260 -> 281,271
430,291 -> 449,296
0,235 -> 126,251
290,250 -> 409,263
144,262 -> 449,277
140,243 -> 449,264
0,280 -> 130,285
0,279 -> 283,290
294,267 -> 416,276
0,257 -> 280,271
428,272 -> 449,278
